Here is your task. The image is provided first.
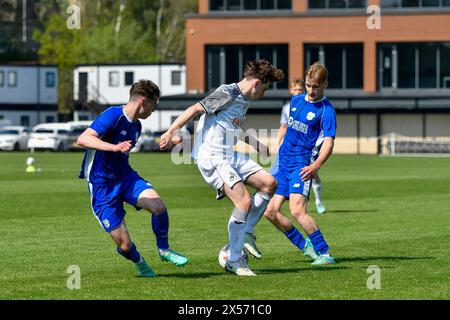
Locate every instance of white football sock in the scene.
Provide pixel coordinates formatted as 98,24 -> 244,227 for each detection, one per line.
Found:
245,192 -> 272,235
312,177 -> 323,205
228,208 -> 248,262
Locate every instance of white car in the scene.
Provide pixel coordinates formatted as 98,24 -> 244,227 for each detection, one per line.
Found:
28,123 -> 71,151
0,126 -> 31,151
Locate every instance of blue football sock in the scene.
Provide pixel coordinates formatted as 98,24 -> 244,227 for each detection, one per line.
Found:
309,229 -> 329,255
152,210 -> 169,250
116,242 -> 141,263
284,226 -> 306,251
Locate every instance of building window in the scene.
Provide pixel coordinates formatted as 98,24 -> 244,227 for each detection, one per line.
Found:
379,42 -> 450,90
305,44 -> 363,89
7,71 -> 17,87
0,71 -> 4,87
46,72 -> 55,88
206,44 -> 288,91
124,71 -> 134,86
381,0 -> 450,7
171,71 -> 182,86
309,0 -> 366,9
46,115 -> 55,123
209,0 -> 292,11
109,71 -> 119,87
21,116 -> 30,127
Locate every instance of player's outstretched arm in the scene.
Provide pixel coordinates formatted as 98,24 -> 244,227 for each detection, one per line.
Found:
160,103 -> 204,150
300,137 -> 334,181
77,128 -> 132,153
277,124 -> 287,149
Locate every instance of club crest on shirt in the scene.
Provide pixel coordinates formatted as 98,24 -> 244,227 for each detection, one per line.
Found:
232,118 -> 242,126
291,108 -> 297,112
306,112 -> 316,121
120,130 -> 127,136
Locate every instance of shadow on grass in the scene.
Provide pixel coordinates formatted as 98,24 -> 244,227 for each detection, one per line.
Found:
256,266 -> 349,275
319,209 -> 380,214
336,256 -> 433,263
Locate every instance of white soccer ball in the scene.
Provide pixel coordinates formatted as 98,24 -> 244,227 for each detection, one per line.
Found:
26,157 -> 35,166
218,244 -> 248,269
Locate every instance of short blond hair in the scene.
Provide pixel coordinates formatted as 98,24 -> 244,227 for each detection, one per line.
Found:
304,62 -> 328,85
290,78 -> 305,90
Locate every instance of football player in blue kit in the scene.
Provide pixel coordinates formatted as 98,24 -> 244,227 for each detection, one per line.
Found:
77,79 -> 188,277
264,62 -> 336,266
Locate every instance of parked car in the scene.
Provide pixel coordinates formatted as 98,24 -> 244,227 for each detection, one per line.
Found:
67,125 -> 90,151
28,123 -> 71,151
131,128 -> 190,152
0,126 -> 31,151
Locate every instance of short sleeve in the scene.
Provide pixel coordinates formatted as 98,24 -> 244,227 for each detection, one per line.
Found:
321,106 -> 337,138
198,87 -> 234,115
89,108 -> 119,137
280,103 -> 290,125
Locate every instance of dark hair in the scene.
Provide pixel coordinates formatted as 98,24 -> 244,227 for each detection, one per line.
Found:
243,59 -> 285,84
129,79 -> 160,102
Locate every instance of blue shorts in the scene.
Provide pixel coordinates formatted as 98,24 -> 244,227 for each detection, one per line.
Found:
272,161 -> 312,199
88,171 -> 153,232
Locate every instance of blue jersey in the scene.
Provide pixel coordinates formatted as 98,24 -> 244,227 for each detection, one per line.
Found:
79,106 -> 142,184
278,94 -> 336,167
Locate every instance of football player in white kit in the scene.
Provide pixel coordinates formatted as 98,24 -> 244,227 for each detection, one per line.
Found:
160,59 -> 285,276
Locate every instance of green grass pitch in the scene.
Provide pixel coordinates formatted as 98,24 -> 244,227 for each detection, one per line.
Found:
0,152 -> 449,299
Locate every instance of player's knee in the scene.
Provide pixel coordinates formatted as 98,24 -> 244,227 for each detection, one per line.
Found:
151,204 -> 167,215
264,207 -> 277,222
259,177 -> 277,195
290,208 -> 307,220
118,240 -> 132,253
241,194 -> 252,212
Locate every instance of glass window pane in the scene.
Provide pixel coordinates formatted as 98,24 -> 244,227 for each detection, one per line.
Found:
261,0 -> 275,9
46,72 -> 55,88
227,0 -> 241,10
324,45 -> 343,89
124,71 -> 134,86
309,0 -> 326,8
109,71 -> 119,87
397,44 -> 416,88
225,46 -> 240,83
244,0 -> 258,10
259,45 -> 274,64
440,43 -> 450,88
418,44 -> 437,88
346,44 -> 363,89
444,0 -> 450,6
381,0 -> 400,7
349,0 -> 366,8
275,45 -> 289,89
242,46 -> 257,65
209,0 -> 225,10
0,71 -> 4,87
206,46 -> 222,91
171,71 -> 181,85
277,0 -> 292,9
8,71 -> 17,87
329,0 -> 346,8
422,0 -> 439,6
401,0 -> 419,7
381,47 -> 393,88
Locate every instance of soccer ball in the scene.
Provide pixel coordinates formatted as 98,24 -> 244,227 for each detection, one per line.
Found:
218,244 -> 248,269
26,157 -> 35,166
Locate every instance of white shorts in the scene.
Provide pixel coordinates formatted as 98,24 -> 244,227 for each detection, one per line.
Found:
196,153 -> 262,200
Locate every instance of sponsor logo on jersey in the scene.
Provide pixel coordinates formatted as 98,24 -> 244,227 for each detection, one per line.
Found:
120,130 -> 127,136
288,117 -> 309,134
291,108 -> 297,112
306,112 -> 316,121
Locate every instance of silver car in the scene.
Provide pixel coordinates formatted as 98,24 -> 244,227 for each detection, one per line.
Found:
0,126 -> 31,151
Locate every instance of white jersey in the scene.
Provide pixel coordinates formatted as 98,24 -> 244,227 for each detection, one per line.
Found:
193,83 -> 249,161
280,101 -> 290,125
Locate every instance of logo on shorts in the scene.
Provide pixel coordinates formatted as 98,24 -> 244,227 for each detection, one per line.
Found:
229,172 -> 236,181
306,112 -> 316,121
102,219 -> 110,228
293,183 -> 301,188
